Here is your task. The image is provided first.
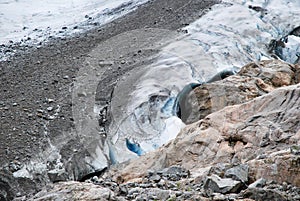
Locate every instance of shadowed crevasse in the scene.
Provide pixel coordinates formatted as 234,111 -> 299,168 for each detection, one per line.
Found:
126,138 -> 145,156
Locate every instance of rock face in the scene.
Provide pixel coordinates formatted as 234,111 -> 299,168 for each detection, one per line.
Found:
30,60 -> 300,201
29,181 -> 115,201
203,174 -> 242,194
248,148 -> 300,186
181,60 -> 300,124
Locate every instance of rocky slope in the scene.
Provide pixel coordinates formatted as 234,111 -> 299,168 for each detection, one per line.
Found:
29,59 -> 300,200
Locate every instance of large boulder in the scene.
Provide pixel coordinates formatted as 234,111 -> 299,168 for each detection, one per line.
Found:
248,147 -> 300,186
29,181 -> 115,201
181,60 -> 300,124
203,174 -> 242,194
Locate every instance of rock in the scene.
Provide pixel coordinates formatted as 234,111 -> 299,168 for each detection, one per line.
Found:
248,178 -> 266,188
149,174 -> 161,183
181,191 -> 193,199
127,187 -> 142,199
225,164 -> 249,183
203,174 -> 242,194
89,176 -> 98,183
29,181 -> 115,201
47,106 -> 53,111
208,163 -> 231,178
248,5 -> 268,13
227,193 -> 239,200
212,193 -> 227,200
139,183 -> 152,188
290,145 -> 300,155
141,188 -> 174,200
47,98 -> 55,103
241,187 -> 288,201
166,181 -> 177,189
247,149 -> 300,187
103,181 -> 118,188
36,109 -> 44,113
77,91 -> 87,97
159,166 -> 189,181
47,169 -> 68,182
118,184 -> 128,195
0,171 -> 17,201
181,60 -> 300,124
0,170 -> 38,200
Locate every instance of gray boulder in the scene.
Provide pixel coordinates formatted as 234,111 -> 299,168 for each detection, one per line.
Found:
29,181 -> 115,201
203,174 -> 242,194
248,178 -> 266,188
225,164 -> 249,183
242,187 -> 288,201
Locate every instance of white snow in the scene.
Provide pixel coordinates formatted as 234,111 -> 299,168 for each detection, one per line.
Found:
0,0 -> 148,44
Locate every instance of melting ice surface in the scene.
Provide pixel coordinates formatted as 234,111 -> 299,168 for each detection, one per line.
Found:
109,0 -> 300,163
0,0 -> 147,44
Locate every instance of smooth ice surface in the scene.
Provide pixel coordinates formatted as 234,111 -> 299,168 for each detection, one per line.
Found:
0,0 -> 147,44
